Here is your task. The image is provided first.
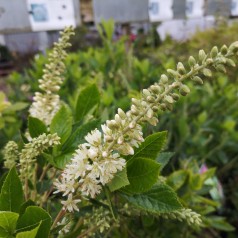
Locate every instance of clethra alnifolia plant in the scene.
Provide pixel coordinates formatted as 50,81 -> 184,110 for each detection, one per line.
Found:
1,26 -> 238,237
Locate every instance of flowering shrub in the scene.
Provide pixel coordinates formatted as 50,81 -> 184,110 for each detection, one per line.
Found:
0,26 -> 237,237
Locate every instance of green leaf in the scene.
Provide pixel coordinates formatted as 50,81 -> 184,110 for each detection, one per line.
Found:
3,102 -> 28,113
62,119 -> 100,153
123,184 -> 182,213
166,170 -> 188,191
108,168 -> 129,192
28,117 -> 47,138
127,132 -> 167,162
16,222 -> 41,238
0,211 -> 19,236
75,84 -> 100,122
0,167 -> 24,213
50,105 -> 72,144
123,158 -> 161,194
206,216 -> 235,231
156,152 -> 174,171
54,152 -> 73,169
16,206 -> 51,238
19,200 -> 35,216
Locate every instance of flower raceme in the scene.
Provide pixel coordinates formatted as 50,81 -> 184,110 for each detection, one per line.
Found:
29,27 -> 74,125
55,42 -> 238,212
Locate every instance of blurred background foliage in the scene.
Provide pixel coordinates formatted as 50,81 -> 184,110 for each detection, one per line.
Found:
0,20 -> 238,237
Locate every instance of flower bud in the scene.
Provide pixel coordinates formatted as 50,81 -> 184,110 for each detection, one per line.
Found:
150,85 -> 161,94
229,41 -> 238,53
215,64 -> 226,73
202,68 -> 212,78
177,62 -> 186,74
165,103 -> 173,111
118,108 -> 126,119
160,74 -> 169,84
179,84 -> 190,96
167,69 -> 179,78
160,103 -> 167,111
225,59 -> 236,67
171,93 -> 180,101
146,96 -> 155,103
146,108 -> 154,118
198,50 -> 206,63
206,58 -> 213,65
191,76 -> 203,85
142,89 -> 151,97
115,114 -> 122,124
220,45 -> 228,55
210,46 -> 218,58
164,95 -> 174,104
188,56 -> 196,67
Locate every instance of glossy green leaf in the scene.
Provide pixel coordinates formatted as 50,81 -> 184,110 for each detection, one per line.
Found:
123,158 -> 161,194
16,206 -> 51,238
166,170 -> 188,191
16,222 -> 41,238
28,117 -> 47,138
156,152 -> 174,171
123,184 -> 182,213
50,105 -> 72,144
62,119 -> 100,153
108,168 -> 129,192
127,132 -> 167,162
0,211 -> 19,237
0,167 -> 24,213
54,152 -> 73,169
75,84 -> 100,122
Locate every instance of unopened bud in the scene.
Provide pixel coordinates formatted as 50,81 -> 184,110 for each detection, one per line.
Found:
115,114 -> 122,124
198,50 -> 206,63
146,96 -> 155,103
146,108 -> 154,118
225,59 -> 236,67
160,74 -> 169,84
206,58 -> 213,65
150,85 -> 161,94
167,69 -> 179,78
192,76 -> 203,85
210,46 -> 218,58
188,56 -> 196,67
118,108 -> 126,119
221,45 -> 228,55
171,93 -> 180,101
202,68 -> 212,78
216,64 -> 226,73
164,95 -> 174,104
160,103 -> 167,111
179,84 -> 190,96
142,89 -> 151,97
229,41 -> 238,53
177,62 -> 186,74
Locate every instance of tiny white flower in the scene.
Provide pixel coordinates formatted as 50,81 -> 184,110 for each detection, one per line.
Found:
85,129 -> 102,146
61,193 -> 81,212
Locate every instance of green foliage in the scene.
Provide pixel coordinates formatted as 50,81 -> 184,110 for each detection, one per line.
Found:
123,158 -> 161,194
0,167 -> 24,213
0,211 -> 19,237
108,168 -> 129,192
127,131 -> 167,161
50,105 -> 72,144
123,184 -> 182,213
75,84 -> 100,122
28,117 -> 47,138
16,207 -> 51,238
1,21 -> 238,238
